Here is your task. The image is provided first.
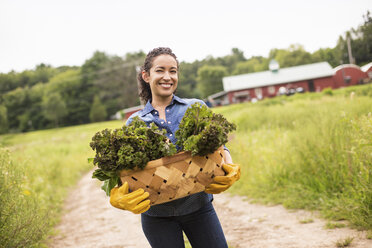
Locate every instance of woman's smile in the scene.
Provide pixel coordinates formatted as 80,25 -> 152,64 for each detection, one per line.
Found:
159,82 -> 173,89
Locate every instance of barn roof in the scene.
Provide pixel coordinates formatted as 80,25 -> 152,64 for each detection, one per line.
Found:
333,64 -> 361,72
223,62 -> 333,92
361,62 -> 372,72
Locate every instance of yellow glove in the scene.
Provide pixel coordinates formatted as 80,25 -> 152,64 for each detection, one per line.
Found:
109,181 -> 151,214
205,163 -> 241,194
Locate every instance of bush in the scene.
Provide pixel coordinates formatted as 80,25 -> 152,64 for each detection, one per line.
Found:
0,120 -> 123,246
0,149 -> 49,247
322,87 -> 333,96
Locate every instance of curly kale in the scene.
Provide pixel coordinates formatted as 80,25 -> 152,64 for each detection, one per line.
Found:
90,116 -> 177,195
90,104 -> 235,196
175,102 -> 236,156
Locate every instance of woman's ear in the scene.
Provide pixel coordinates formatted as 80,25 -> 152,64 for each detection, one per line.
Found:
142,71 -> 150,83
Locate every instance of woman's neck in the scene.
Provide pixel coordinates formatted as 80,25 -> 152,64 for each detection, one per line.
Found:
151,95 -> 173,121
151,95 -> 173,110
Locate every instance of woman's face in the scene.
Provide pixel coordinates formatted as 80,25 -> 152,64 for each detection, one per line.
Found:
142,55 -> 178,101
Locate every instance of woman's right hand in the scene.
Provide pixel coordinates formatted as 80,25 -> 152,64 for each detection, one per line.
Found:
110,182 -> 151,214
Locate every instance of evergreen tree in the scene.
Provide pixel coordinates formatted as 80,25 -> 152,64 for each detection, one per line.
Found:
197,65 -> 227,98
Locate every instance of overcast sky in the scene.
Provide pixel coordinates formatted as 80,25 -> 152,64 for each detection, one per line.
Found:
0,0 -> 370,73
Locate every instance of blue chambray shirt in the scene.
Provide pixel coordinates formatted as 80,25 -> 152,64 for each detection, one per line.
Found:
126,95 -> 214,217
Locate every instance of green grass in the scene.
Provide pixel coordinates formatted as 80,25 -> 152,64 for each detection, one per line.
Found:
299,218 -> 314,224
1,84 -> 371,246
367,230 -> 372,239
0,120 -> 123,247
0,149 -> 49,247
335,237 -> 354,247
215,84 -> 372,230
325,222 -> 346,229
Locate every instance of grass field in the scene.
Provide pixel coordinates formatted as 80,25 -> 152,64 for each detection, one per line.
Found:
0,84 -> 371,247
215,85 -> 372,230
0,120 -> 124,247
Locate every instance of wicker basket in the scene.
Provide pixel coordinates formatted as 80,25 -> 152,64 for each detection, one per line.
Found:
120,147 -> 226,206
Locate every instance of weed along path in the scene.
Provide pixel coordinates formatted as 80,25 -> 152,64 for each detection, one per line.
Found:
49,171 -> 371,248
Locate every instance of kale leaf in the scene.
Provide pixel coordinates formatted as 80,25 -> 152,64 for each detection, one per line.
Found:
175,102 -> 236,156
90,116 -> 177,195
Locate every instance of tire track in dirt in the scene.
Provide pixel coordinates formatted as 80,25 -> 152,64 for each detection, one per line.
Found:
49,171 -> 371,248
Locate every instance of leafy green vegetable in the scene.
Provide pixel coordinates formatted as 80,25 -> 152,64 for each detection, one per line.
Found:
90,116 -> 177,195
101,177 -> 120,195
175,102 -> 236,156
90,103 -> 236,196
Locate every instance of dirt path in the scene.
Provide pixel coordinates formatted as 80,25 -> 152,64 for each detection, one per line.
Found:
49,171 -> 371,248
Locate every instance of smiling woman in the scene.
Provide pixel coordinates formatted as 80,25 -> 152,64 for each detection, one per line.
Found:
107,47 -> 240,248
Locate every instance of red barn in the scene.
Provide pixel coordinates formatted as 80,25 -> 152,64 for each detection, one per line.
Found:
113,105 -> 144,120
333,64 -> 368,87
222,61 -> 335,104
361,62 -> 372,79
218,61 -> 370,105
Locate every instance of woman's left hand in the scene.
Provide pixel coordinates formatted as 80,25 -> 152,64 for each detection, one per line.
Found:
204,163 -> 241,194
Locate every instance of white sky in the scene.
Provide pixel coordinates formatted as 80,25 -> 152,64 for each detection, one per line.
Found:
0,0 -> 370,73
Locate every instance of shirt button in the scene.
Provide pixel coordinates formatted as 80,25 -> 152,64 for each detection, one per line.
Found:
168,121 -> 171,124
161,121 -> 164,124
166,109 -> 170,112
169,134 -> 173,137
154,111 -> 158,115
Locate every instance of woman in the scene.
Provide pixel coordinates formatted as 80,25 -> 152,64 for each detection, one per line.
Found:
110,47 -> 240,248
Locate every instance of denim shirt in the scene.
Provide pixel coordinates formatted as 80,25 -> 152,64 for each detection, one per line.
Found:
126,95 -> 214,217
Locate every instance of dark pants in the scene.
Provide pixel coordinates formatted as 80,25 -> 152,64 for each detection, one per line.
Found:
141,202 -> 228,248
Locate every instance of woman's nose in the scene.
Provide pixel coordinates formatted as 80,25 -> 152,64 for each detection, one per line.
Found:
163,71 -> 171,80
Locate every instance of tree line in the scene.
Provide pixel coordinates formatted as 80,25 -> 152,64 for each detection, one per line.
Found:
0,11 -> 371,134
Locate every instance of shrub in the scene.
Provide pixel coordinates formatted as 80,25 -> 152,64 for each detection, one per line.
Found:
0,149 -> 49,247
322,87 -> 333,96
0,120 -> 123,246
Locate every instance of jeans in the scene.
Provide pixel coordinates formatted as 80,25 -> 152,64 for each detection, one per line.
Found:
141,202 -> 228,248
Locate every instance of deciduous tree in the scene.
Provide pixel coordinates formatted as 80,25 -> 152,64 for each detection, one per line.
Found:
42,92 -> 67,127
89,95 -> 107,122
0,105 -> 8,134
197,65 -> 227,98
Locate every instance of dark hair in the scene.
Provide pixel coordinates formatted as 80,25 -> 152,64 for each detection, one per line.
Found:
137,47 -> 179,103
